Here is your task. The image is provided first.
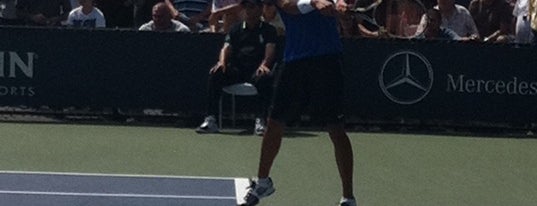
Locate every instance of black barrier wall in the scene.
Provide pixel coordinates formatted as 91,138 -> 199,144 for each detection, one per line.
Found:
0,27 -> 222,115
1,27 -> 536,125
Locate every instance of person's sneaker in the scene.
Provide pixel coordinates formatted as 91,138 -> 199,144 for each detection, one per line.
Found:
240,177 -> 275,206
338,197 -> 357,206
195,115 -> 219,133
254,118 -> 265,136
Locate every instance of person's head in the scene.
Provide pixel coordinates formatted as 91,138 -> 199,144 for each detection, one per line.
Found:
152,2 -> 173,30
241,0 -> 264,22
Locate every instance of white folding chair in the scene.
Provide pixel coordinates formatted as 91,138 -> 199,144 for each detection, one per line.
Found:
218,82 -> 258,129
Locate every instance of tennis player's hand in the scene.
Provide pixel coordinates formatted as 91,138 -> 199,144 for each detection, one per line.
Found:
312,0 -> 337,16
255,64 -> 271,77
209,62 -> 226,74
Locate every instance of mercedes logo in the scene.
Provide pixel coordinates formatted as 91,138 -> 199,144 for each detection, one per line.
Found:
379,51 -> 433,105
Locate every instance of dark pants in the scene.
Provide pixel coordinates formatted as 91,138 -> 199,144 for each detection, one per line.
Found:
206,66 -> 274,119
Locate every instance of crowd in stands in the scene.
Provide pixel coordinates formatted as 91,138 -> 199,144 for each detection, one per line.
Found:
0,0 -> 535,43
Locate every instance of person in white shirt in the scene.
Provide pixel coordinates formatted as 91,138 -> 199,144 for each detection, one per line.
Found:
67,0 -> 106,28
139,2 -> 191,32
416,0 -> 480,39
513,0 -> 534,43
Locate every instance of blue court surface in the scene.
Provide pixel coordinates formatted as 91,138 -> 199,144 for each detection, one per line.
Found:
0,171 -> 249,206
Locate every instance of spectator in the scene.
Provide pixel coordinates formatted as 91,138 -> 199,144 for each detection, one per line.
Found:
67,0 -> 106,28
196,0 -> 277,134
482,13 -> 514,42
340,0 -> 425,38
336,13 -> 381,38
0,0 -> 21,25
94,0 -> 133,28
133,0 -> 163,28
513,0 -> 534,43
139,2 -> 190,31
416,0 -> 480,39
16,0 -> 72,26
208,0 -> 241,33
469,0 -> 513,41
386,0 -> 426,37
417,8 -> 462,39
167,0 -> 211,32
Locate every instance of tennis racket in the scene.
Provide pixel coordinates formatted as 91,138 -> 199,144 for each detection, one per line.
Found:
348,0 -> 427,38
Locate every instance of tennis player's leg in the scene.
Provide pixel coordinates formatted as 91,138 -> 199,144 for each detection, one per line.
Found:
257,61 -> 301,179
241,62 -> 301,206
311,55 -> 356,204
328,123 -> 355,204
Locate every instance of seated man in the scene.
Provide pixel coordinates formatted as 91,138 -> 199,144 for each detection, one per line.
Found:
67,0 -> 106,28
469,0 -> 513,41
513,0 -> 534,44
415,0 -> 480,39
196,0 -> 277,135
416,8 -> 461,40
139,2 -> 191,32
133,0 -> 163,28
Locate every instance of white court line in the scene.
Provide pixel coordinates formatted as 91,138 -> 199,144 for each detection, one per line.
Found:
0,170 -> 238,181
234,178 -> 250,205
0,190 -> 236,200
0,170 -> 250,204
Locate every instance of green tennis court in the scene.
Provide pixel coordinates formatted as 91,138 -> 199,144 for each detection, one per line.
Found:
1,122 -> 536,206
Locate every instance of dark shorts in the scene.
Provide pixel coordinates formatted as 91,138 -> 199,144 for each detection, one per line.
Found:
268,54 -> 345,125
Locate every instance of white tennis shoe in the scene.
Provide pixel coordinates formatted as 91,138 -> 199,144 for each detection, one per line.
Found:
339,197 -> 357,206
195,115 -> 219,133
240,177 -> 275,206
254,118 -> 265,136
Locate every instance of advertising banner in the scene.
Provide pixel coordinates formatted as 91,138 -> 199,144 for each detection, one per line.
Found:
1,27 -> 535,125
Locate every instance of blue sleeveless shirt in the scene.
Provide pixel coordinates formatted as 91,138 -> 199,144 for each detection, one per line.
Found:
278,9 -> 343,62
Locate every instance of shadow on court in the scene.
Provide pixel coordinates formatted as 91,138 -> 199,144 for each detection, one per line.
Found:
217,129 -> 319,138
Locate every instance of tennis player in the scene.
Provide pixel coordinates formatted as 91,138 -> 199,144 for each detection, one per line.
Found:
240,0 -> 356,205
